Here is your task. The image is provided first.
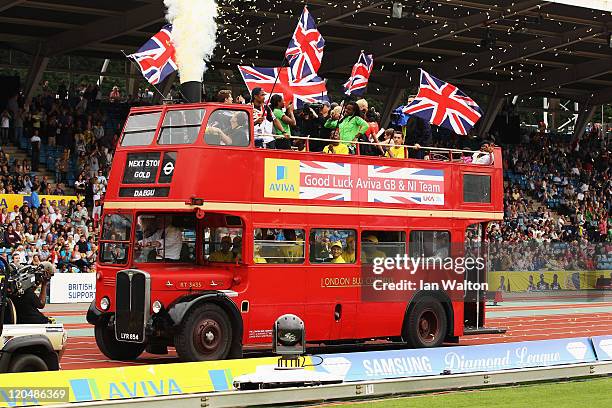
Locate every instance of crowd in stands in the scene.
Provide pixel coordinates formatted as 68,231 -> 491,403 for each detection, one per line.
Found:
0,80 -> 139,273
488,125 -> 611,271
0,83 -> 609,276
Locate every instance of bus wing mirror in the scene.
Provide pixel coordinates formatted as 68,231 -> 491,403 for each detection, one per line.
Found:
196,209 -> 206,219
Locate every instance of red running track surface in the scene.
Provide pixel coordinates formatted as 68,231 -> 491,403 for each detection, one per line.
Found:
57,310 -> 612,370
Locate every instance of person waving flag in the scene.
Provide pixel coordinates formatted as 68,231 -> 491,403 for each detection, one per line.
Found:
343,52 -> 374,96
403,69 -> 482,135
127,25 -> 177,85
285,6 -> 325,81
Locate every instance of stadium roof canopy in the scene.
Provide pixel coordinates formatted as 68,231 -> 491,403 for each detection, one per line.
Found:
1,0 -> 611,129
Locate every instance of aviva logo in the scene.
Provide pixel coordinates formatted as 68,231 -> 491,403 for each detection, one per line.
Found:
264,158 -> 299,198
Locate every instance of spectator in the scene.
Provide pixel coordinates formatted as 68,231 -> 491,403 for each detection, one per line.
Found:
109,86 -> 121,102
0,110 -> 10,144
31,129 -> 41,171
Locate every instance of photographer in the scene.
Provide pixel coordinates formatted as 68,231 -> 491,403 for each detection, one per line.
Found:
10,262 -> 55,324
296,103 -> 325,152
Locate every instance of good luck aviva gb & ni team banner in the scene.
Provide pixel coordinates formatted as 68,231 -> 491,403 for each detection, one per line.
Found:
264,158 -> 445,205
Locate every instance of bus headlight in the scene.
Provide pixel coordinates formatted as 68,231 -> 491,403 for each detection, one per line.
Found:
100,297 -> 110,311
152,300 -> 163,314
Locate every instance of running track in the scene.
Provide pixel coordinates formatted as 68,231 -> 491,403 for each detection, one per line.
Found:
49,301 -> 612,370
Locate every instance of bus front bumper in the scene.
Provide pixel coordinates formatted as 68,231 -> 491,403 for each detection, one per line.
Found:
86,300 -> 105,325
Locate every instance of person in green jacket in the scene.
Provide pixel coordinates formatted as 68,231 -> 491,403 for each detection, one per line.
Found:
270,94 -> 296,150
324,101 -> 368,154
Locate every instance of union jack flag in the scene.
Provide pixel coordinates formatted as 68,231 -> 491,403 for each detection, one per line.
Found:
343,52 -> 374,96
238,66 -> 329,109
403,69 -> 482,135
127,25 -> 177,85
285,6 -> 325,81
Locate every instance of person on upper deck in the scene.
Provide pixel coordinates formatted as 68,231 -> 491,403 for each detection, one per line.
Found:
252,87 -> 283,148
323,130 -> 349,155
472,141 -> 495,165
385,133 -> 406,159
228,112 -> 249,147
324,101 -> 368,154
270,94 -> 296,150
216,89 -> 233,104
402,97 -> 432,159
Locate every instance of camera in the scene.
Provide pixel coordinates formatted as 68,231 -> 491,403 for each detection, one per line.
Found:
273,314 -> 305,356
0,260 -> 51,297
302,102 -> 323,115
390,105 -> 410,127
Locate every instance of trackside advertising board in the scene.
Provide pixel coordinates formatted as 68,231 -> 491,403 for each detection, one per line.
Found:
0,337 -> 603,406
50,273 -> 96,303
313,337 -> 597,382
592,335 -> 612,361
0,357 -> 280,406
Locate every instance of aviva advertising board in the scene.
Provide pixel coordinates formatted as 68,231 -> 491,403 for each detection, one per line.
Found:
0,357 -> 281,406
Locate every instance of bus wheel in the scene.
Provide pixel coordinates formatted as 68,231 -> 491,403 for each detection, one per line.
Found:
405,296 -> 447,348
175,303 -> 232,362
95,317 -> 145,361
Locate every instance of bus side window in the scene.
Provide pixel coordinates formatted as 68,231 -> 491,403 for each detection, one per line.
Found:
361,231 -> 406,264
253,228 -> 305,264
409,231 -> 450,259
309,229 -> 356,264
205,110 -> 250,147
134,214 -> 196,263
205,227 -> 243,263
99,214 -> 132,265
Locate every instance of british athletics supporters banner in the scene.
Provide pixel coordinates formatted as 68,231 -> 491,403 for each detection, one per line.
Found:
264,158 -> 445,205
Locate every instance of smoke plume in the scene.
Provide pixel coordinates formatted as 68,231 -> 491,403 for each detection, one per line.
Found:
164,0 -> 218,83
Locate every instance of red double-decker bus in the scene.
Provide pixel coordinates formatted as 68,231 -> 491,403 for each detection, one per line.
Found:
87,101 -> 504,362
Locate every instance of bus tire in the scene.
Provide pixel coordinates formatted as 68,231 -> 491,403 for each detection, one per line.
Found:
95,316 -> 145,361
175,303 -> 232,362
404,296 -> 447,348
9,354 -> 49,372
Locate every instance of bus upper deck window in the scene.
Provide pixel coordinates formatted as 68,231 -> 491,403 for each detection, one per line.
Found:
205,110 -> 250,147
463,174 -> 491,203
121,112 -> 161,146
158,109 -> 205,145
